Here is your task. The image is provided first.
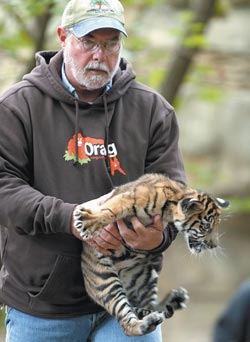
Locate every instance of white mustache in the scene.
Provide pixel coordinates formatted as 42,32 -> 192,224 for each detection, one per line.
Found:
85,62 -> 109,73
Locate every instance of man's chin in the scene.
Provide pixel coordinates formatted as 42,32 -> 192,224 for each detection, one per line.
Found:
81,78 -> 110,91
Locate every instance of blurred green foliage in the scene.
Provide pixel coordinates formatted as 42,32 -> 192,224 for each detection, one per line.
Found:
0,0 -> 65,54
124,37 -> 148,51
185,159 -> 216,188
0,308 -> 5,335
183,33 -> 207,48
229,198 -> 250,213
184,63 -> 224,102
197,85 -> 223,102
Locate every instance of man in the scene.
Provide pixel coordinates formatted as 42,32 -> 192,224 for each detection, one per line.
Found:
0,0 -> 186,341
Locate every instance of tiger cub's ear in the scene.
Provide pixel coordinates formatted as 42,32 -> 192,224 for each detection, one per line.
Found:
181,198 -> 205,213
216,198 -> 230,208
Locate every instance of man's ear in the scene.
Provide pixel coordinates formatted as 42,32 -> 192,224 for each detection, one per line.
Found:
57,27 -> 68,48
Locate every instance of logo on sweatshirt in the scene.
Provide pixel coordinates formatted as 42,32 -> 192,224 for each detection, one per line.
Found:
64,133 -> 126,176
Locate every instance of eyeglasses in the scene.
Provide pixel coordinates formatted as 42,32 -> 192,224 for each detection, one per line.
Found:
72,33 -> 122,56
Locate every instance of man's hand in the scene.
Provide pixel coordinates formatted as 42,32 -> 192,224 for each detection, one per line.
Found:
84,223 -> 122,255
117,215 -> 164,251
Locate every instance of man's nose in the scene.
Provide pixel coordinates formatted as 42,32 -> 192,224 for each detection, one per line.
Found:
91,45 -> 106,61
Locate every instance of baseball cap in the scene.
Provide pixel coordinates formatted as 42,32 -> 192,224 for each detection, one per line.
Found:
61,0 -> 128,37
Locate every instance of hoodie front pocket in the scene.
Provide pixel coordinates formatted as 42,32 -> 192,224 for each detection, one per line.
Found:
28,254 -> 85,306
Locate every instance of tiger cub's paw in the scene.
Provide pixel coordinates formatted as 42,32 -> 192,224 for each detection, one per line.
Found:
165,287 -> 189,311
123,312 -> 166,336
140,312 -> 165,335
73,204 -> 102,239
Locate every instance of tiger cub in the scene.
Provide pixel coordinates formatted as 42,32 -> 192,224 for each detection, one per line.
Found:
73,173 -> 229,336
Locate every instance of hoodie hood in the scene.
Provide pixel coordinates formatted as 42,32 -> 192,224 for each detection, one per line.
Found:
23,50 -> 136,106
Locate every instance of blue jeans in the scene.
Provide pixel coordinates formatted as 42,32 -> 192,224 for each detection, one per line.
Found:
5,308 -> 162,342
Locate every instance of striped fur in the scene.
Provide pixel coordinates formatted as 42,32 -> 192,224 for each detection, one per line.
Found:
74,173 -> 229,336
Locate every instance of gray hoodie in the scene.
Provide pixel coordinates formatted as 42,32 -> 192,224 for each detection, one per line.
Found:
0,50 -> 186,318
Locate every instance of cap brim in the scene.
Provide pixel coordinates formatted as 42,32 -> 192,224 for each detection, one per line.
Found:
72,17 -> 128,38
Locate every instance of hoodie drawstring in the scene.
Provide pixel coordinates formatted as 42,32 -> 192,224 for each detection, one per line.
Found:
74,98 -> 79,164
103,95 -> 111,175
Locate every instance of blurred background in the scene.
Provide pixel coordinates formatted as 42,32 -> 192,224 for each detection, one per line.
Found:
0,0 -> 250,341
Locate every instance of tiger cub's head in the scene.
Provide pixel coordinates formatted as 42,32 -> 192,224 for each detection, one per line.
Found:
173,193 -> 229,254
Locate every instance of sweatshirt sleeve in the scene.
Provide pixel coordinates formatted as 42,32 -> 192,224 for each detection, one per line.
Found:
149,223 -> 178,254
128,223 -> 178,255
0,96 -> 75,236
145,95 -> 187,186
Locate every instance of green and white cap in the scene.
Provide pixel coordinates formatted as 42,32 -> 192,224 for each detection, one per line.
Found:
61,0 -> 128,37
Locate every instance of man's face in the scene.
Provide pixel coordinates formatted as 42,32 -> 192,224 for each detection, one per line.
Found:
61,28 -> 121,90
